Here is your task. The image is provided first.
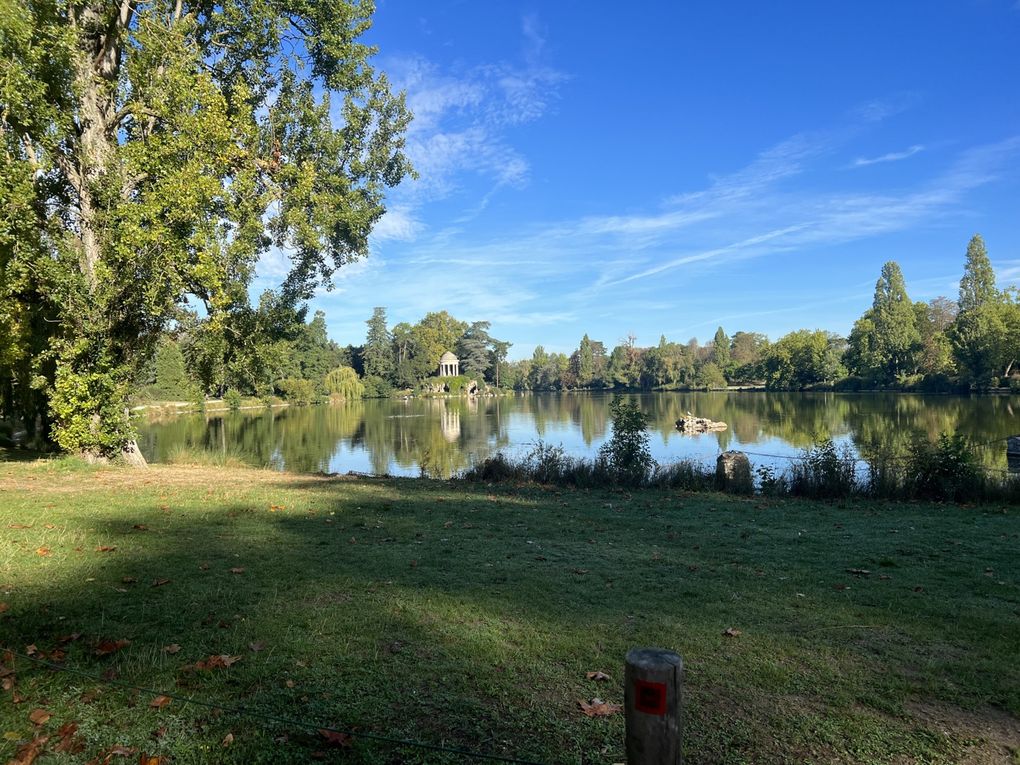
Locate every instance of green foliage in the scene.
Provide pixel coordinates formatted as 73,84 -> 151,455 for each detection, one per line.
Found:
224,389 -> 242,411
846,262 -> 921,383
361,374 -> 393,399
456,321 -> 495,379
598,397 -> 654,487
789,439 -> 858,499
712,326 -> 731,370
151,339 -> 190,400
323,366 -> 365,400
696,361 -> 727,389
276,378 -> 317,406
0,0 -> 412,455
958,234 -> 997,313
907,434 -> 982,502
363,307 -> 393,379
762,330 -> 845,389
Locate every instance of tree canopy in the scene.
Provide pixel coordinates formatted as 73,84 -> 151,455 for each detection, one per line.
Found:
0,0 -> 412,458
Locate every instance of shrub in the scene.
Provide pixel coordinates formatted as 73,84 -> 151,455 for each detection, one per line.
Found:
276,378 -> 317,405
755,463 -> 788,496
907,433 -> 982,502
598,398 -> 655,487
789,439 -> 858,499
653,460 -> 714,491
224,389 -> 242,411
362,375 -> 393,399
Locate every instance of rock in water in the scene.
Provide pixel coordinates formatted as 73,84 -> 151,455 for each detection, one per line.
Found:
716,451 -> 752,494
676,416 -> 727,433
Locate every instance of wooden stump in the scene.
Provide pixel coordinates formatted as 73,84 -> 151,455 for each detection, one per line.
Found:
625,648 -> 683,765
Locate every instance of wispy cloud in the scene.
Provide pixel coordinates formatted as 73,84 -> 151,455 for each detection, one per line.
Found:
853,144 -> 925,167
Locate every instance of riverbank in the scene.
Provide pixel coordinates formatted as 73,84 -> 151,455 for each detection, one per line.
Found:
1,459 -> 1017,763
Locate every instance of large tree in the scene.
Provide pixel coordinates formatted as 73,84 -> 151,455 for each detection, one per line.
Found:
363,307 -> 393,379
845,261 -> 920,383
0,0 -> 412,460
958,234 -> 997,313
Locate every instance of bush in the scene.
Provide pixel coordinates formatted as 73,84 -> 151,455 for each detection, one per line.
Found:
907,433 -> 982,502
789,439 -> 858,499
362,375 -> 393,399
755,463 -> 788,496
598,398 -> 655,487
224,389 -> 242,411
276,378 -> 317,405
653,460 -> 714,491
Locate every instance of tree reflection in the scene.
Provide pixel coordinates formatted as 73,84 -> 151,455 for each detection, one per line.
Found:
138,392 -> 1020,476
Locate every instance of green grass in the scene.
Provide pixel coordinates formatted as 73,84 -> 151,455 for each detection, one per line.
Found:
0,460 -> 1018,764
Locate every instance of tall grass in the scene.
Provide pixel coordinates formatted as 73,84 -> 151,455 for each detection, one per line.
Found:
461,435 -> 1020,504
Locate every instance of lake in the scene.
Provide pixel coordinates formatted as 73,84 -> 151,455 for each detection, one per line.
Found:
135,391 -> 1020,478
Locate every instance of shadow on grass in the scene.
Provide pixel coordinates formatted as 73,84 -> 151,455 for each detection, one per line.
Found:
1,472 -> 1018,764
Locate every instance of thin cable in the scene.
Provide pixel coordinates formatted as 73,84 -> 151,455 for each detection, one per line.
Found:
2,649 -> 548,765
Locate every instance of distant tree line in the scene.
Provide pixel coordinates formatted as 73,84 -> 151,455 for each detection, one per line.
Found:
139,234 -> 1018,404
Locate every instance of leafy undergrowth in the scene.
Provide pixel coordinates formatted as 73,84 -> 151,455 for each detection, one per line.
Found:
0,460 -> 1018,764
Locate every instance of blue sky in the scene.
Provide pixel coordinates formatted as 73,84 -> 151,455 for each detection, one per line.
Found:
259,1 -> 1020,359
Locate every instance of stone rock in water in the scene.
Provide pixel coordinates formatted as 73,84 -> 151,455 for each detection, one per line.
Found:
676,416 -> 728,433
716,451 -> 752,494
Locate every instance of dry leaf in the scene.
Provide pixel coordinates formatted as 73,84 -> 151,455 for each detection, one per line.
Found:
140,755 -> 167,765
96,546 -> 117,553
94,638 -> 131,656
229,567 -> 245,574
121,576 -> 138,584
29,708 -> 51,725
285,679 -> 295,688
221,732 -> 234,747
25,644 -> 37,656
149,695 -> 171,709
198,563 -> 210,570
57,632 -> 81,645
10,734 -> 48,765
722,627 -> 742,637
162,644 -> 181,654
132,524 -> 148,531
248,641 -> 265,653
191,654 -> 241,670
318,729 -> 353,748
8,523 -> 32,529
586,671 -> 611,682
0,602 -> 8,614
35,547 -> 51,557
52,721 -> 83,754
578,698 -> 622,717
151,578 -> 171,587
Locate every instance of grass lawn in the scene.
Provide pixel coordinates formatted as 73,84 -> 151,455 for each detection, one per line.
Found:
0,459 -> 1017,764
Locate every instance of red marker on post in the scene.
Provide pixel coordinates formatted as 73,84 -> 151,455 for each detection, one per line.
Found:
625,648 -> 683,764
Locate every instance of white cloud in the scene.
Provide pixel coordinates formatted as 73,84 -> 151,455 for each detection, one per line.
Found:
853,144 -> 925,167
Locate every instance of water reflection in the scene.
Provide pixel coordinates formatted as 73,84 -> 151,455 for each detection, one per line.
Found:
137,392 -> 1020,478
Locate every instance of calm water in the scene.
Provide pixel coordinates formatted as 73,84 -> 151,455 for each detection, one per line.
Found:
136,392 -> 1020,478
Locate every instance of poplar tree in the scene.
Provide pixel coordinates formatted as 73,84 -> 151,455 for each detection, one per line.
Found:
958,234 -> 997,313
0,1 -> 412,460
363,307 -> 393,379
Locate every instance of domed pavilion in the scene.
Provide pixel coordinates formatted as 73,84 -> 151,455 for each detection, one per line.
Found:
438,351 -> 460,377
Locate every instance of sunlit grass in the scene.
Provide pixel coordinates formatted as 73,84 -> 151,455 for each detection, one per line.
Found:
0,459 -> 1017,763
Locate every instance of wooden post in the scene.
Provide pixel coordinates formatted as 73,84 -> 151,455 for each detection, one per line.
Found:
625,648 -> 683,764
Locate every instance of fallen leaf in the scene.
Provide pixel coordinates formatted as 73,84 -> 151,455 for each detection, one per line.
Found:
586,671 -> 611,682
162,644 -> 181,654
48,649 -> 66,663
94,638 -> 131,656
152,726 -> 167,739
96,546 -> 117,553
57,632 -> 81,645
722,627 -> 742,637
846,568 -> 871,577
121,576 -> 137,584
25,644 -> 38,656
35,547 -> 51,557
221,732 -> 234,747
52,721 -> 83,754
132,524 -> 148,531
578,698 -> 622,717
28,708 -> 51,725
248,641 -> 265,653
80,688 -> 101,703
0,603 -> 8,614
229,567 -> 245,574
191,654 -> 241,670
318,729 -> 353,748
149,695 -> 171,710
573,568 -> 589,575
8,523 -> 32,529
43,523 -> 54,529
285,679 -> 295,688
10,734 -> 48,765
151,578 -> 171,587
198,563 -> 210,570
139,755 -> 167,765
